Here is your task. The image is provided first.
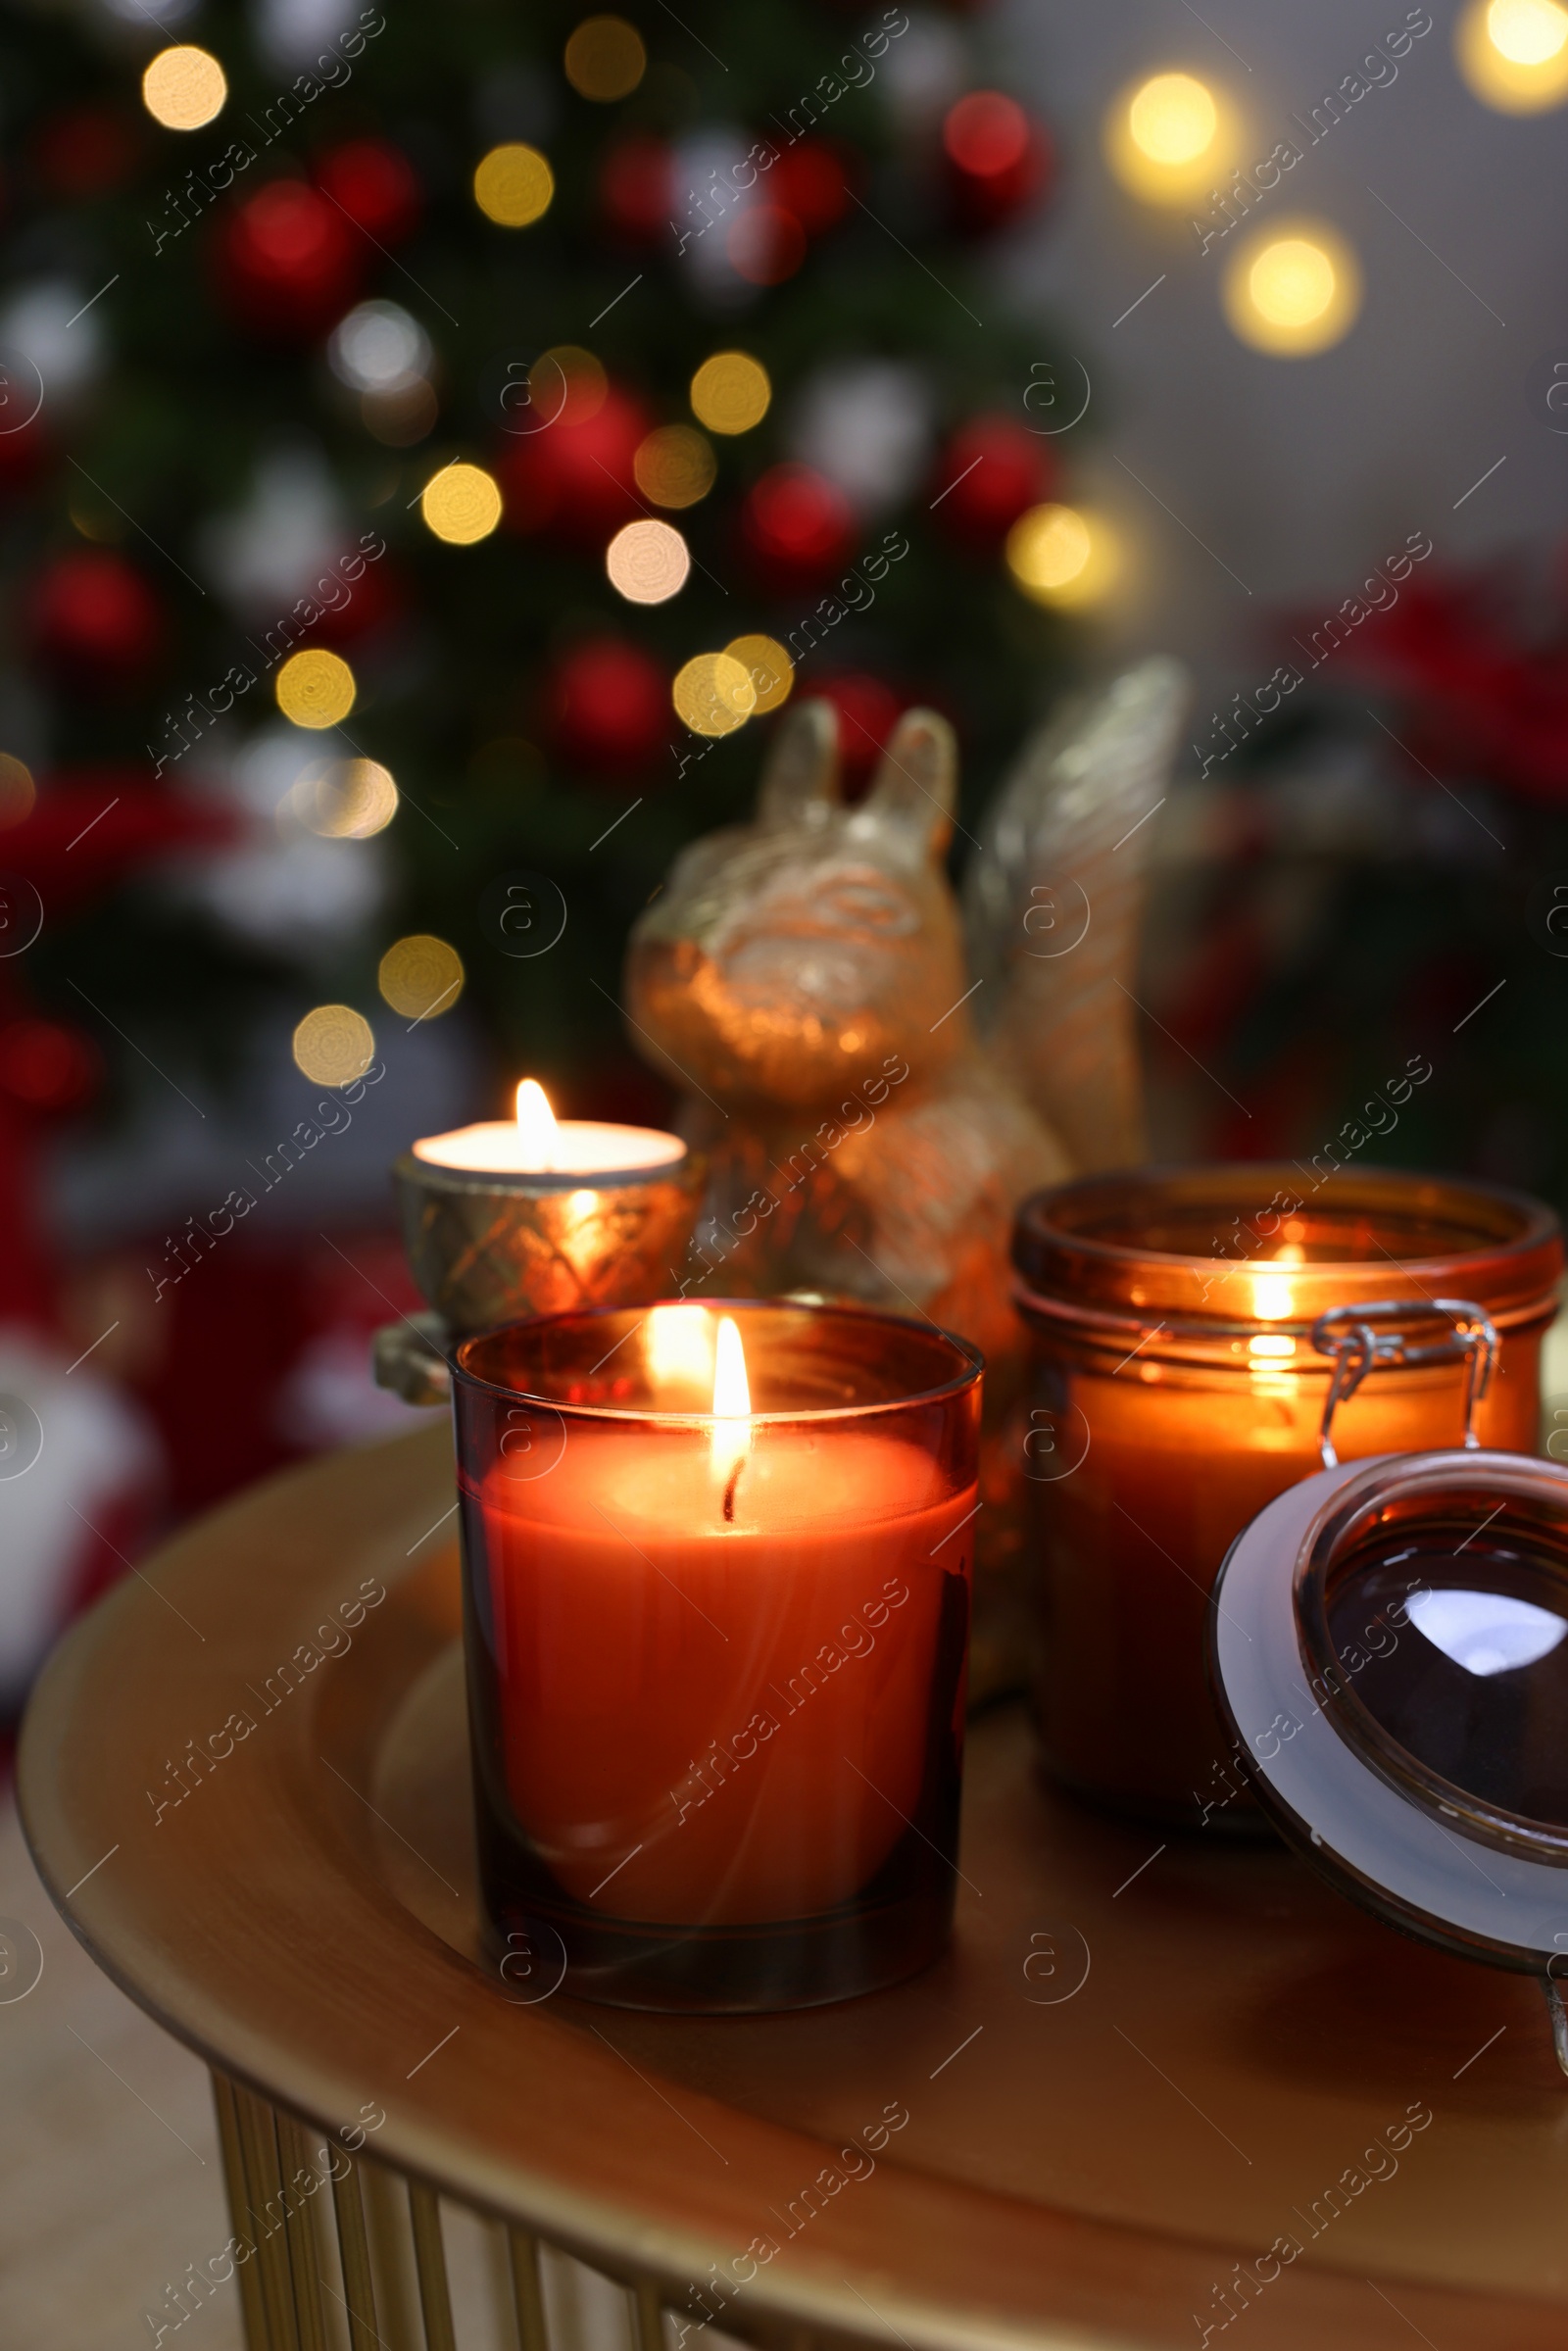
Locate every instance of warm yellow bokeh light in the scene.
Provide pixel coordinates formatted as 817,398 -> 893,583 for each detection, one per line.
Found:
288,759 -> 398,839
275,649 -> 357,730
142,45 -> 227,131
1223,220 -> 1361,355
606,518 -> 691,605
1130,73 -> 1216,163
564,15 -> 647,100
690,352 -> 771,435
723,634 -> 793,714
532,346 -> 608,424
474,143 -> 555,226
1457,0 -> 1568,107
1005,504 -> 1119,609
1105,69 -> 1229,204
421,461 -> 503,544
0,754 -> 35,830
292,1004 -> 375,1088
378,934 -> 466,1021
634,424 -> 717,508
673,652 -> 757,737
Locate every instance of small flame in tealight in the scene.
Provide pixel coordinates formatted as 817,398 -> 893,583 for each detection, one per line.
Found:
711,1314 -> 752,1516
514,1078 -> 558,1170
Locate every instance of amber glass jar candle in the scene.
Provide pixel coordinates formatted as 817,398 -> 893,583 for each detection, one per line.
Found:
1011,1167 -> 1561,1830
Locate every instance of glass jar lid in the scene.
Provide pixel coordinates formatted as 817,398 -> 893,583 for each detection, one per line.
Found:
1210,1450 -> 1568,2016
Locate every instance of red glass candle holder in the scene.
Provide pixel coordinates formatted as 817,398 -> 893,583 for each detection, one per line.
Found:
1011,1166 -> 1562,1832
453,1300 -> 982,2012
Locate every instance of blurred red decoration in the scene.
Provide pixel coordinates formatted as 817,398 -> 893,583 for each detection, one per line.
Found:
930,414 -> 1056,544
770,139 -> 857,236
727,205 -> 808,286
313,137 -> 421,246
599,134 -> 676,244
0,1018 -> 101,1112
741,463 -> 856,585
499,384 -> 649,544
31,550 -> 164,688
810,672 -> 907,788
215,179 -> 362,337
31,102 -> 141,198
942,91 -> 1051,232
0,416 -> 50,494
308,549 -> 405,647
1340,573 -> 1568,805
544,636 -> 669,773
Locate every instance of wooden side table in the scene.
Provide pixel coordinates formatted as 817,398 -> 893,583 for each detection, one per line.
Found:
18,1425 -> 1568,2351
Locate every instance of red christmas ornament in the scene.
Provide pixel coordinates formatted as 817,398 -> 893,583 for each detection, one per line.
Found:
741,464 -> 857,586
942,91 -> 1051,233
810,674 -> 906,789
770,139 -> 857,237
499,385 -> 650,545
727,205 -> 808,287
930,415 -> 1056,544
215,179 -> 362,338
0,1018 -> 101,1112
313,139 -> 421,246
545,637 -> 669,774
31,551 -> 163,689
599,134 -> 676,245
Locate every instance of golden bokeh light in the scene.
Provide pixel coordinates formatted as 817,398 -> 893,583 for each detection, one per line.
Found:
673,652 -> 757,737
421,461 -> 503,544
142,45 -> 228,131
0,754 -> 36,830
723,634 -> 793,713
1004,504 -> 1119,609
288,759 -> 399,839
473,143 -> 555,226
531,344 -> 609,424
378,934 -> 466,1021
1457,0 -> 1568,107
564,15 -> 647,100
1223,220 -> 1360,355
292,1004 -> 375,1088
690,351 -> 771,436
1106,70 -> 1229,204
634,423 -> 717,508
606,518 -> 691,605
275,648 -> 357,730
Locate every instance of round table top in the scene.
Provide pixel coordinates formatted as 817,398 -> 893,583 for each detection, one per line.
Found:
19,1424 -> 1568,2351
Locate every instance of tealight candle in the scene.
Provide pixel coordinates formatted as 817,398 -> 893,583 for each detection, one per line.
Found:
455,1298 -> 982,2012
392,1079 -> 705,1338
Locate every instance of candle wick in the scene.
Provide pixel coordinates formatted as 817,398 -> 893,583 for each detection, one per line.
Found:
722,1457 -> 743,1523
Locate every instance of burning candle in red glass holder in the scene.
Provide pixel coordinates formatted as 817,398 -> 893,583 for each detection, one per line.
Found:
454,1299 -> 982,2012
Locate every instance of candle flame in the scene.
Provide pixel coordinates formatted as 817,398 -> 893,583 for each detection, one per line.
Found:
710,1314 -> 751,1499
514,1077 -> 558,1170
1251,1274 -> 1295,1323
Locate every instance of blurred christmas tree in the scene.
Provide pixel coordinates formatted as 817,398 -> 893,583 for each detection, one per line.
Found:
0,0 -> 1087,1157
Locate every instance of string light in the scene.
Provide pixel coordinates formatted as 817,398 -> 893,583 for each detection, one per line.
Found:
673,653 -> 757,736
1222,220 -> 1360,355
1004,504 -> 1119,609
142,45 -> 227,130
0,755 -> 35,829
421,461 -> 502,544
634,424 -> 716,508
1105,70 -> 1228,204
378,935 -> 466,1020
286,759 -> 398,839
292,1004 -> 375,1087
723,634 -> 794,713
275,649 -> 356,729
690,352 -> 771,435
473,143 -> 554,226
606,518 -> 690,604
564,15 -> 647,100
1456,0 -> 1568,108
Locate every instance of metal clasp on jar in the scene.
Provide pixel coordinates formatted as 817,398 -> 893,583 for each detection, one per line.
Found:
1310,1298 -> 1499,1469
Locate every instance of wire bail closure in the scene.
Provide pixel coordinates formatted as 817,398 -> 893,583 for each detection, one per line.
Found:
1309,1297 -> 1499,1469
